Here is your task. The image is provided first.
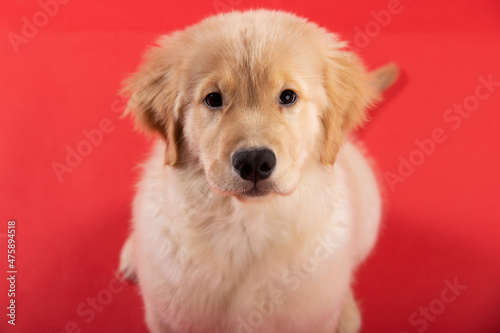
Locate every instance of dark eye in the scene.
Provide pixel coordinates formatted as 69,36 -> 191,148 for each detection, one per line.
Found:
279,89 -> 297,105
205,92 -> 223,109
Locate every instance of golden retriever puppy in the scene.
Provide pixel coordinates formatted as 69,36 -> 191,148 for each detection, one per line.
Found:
119,10 -> 397,333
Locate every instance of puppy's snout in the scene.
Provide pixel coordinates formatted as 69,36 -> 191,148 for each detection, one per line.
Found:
232,148 -> 276,182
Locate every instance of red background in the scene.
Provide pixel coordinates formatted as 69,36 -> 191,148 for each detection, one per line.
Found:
1,0 -> 500,332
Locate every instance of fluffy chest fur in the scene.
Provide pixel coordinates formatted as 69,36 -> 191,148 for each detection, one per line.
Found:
129,140 -> 377,333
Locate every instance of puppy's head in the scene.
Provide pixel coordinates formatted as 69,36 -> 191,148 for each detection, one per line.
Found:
123,10 -> 378,201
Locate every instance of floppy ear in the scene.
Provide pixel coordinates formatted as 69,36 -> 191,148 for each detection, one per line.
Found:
121,35 -> 184,166
320,41 -> 379,165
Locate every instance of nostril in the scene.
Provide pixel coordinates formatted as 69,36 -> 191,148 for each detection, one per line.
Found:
256,150 -> 276,180
260,162 -> 272,173
232,151 -> 255,181
240,164 -> 254,180
232,148 -> 276,182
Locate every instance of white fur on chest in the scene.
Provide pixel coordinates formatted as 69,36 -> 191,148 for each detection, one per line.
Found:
130,140 -> 380,333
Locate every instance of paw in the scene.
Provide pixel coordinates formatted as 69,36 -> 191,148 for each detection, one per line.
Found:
119,236 -> 137,282
336,291 -> 361,333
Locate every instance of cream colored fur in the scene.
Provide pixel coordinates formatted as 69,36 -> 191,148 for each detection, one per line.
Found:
119,10 -> 395,333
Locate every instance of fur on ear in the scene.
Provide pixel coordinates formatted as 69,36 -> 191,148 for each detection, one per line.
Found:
320,39 -> 379,165
121,34 -> 184,166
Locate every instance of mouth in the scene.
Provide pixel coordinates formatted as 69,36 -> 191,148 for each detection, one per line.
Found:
230,180 -> 275,200
233,187 -> 273,202
206,162 -> 296,201
233,183 -> 297,202
239,186 -> 271,198
209,181 -> 276,201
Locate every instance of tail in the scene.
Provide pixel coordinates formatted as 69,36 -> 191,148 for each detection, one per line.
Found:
350,62 -> 400,139
370,62 -> 399,93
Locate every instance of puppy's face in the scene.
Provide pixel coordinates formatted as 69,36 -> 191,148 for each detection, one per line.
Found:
123,11 -> 376,201
184,28 -> 326,200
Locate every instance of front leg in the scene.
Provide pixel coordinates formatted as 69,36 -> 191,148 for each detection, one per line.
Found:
144,302 -> 176,333
118,235 -> 137,282
314,289 -> 361,333
336,289 -> 361,333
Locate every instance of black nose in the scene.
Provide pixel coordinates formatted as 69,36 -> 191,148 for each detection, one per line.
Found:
232,148 -> 276,182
